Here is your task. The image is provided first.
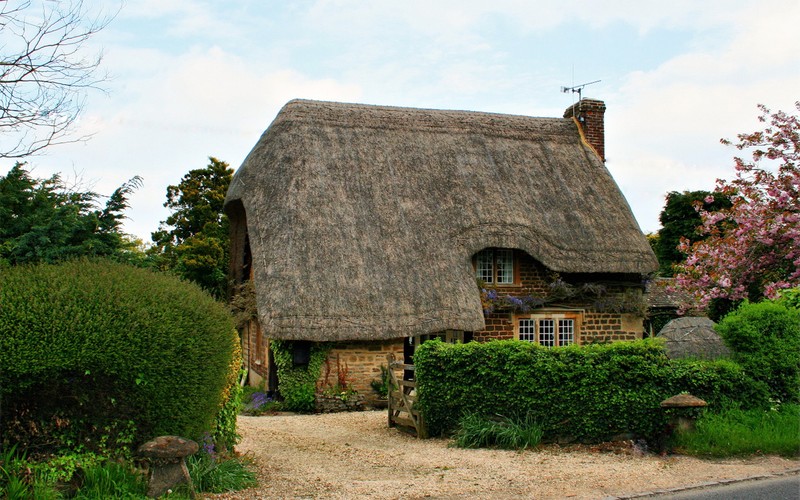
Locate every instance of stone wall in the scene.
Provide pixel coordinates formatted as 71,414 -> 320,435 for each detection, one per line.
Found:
316,339 -> 404,404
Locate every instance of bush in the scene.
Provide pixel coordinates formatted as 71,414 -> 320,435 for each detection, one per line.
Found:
715,301 -> 800,403
0,259 -> 241,453
414,339 -> 770,442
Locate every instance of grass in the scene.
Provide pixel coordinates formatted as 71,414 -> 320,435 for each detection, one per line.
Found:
0,446 -> 257,499
187,451 -> 258,493
453,412 -> 544,450
72,462 -> 147,499
673,403 -> 800,457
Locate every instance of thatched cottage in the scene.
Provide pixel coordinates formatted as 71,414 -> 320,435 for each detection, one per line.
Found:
225,98 -> 658,398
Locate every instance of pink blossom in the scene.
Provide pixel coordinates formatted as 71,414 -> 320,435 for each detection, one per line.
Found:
674,102 -> 800,310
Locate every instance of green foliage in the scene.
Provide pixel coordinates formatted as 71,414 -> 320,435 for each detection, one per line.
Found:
0,259 -> 241,452
271,340 -> 331,412
414,339 -> 770,442
645,311 -> 678,336
0,448 -> 106,499
777,287 -> 800,310
213,361 -> 245,452
715,300 -> 800,403
72,461 -> 147,499
150,157 -> 233,300
655,190 -> 730,276
0,163 -> 143,267
370,365 -> 392,398
453,412 -> 544,450
665,358 -> 771,409
673,404 -> 800,457
187,452 -> 258,494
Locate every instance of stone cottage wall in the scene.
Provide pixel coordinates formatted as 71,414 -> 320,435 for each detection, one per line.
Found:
316,339 -> 404,404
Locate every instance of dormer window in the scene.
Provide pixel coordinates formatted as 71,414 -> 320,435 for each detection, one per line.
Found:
475,248 -> 514,285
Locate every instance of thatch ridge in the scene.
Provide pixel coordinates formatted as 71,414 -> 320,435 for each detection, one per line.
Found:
226,99 -> 658,341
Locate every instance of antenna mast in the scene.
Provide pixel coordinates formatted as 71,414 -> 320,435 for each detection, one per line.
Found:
560,79 -> 600,102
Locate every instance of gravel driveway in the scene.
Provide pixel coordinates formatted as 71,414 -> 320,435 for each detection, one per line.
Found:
209,411 -> 799,499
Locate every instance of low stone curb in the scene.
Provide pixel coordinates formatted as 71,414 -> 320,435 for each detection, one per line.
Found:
605,467 -> 800,499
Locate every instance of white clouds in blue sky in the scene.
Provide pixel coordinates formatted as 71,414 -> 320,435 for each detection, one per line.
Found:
7,0 -> 799,240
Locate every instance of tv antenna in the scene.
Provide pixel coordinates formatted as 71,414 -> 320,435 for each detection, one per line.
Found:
561,79 -> 600,102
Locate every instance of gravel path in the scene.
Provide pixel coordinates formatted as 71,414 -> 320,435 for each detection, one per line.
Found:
209,411 -> 799,499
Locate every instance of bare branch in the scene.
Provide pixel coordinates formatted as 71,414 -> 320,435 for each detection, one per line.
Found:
0,0 -> 117,158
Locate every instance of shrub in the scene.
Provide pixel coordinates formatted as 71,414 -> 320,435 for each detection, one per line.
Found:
0,259 -> 241,453
414,339 -> 770,442
776,288 -> 800,309
715,301 -> 800,403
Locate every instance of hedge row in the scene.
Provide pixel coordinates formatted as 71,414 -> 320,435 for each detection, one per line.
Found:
0,260 -> 240,447
414,339 -> 769,442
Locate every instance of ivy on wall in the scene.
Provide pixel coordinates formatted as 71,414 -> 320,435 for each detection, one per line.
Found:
270,340 -> 331,412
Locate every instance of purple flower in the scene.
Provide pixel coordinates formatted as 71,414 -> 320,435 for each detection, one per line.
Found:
201,432 -> 216,459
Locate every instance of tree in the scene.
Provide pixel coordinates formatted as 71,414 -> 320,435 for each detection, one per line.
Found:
150,157 -> 233,300
654,190 -> 730,276
0,162 -> 141,266
675,103 -> 800,313
0,0 -> 113,158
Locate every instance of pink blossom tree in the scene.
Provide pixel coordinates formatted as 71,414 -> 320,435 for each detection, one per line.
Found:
674,102 -> 800,313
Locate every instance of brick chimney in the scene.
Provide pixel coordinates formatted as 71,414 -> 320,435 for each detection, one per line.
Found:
563,99 -> 606,162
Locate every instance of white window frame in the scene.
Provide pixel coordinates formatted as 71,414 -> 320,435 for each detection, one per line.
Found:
515,311 -> 582,347
475,248 -> 515,285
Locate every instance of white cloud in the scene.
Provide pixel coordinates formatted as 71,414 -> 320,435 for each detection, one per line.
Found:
23,43 -> 363,240
605,0 -> 800,232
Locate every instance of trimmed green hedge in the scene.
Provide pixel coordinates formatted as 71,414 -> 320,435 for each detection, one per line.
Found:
0,259 -> 240,449
414,339 -> 769,442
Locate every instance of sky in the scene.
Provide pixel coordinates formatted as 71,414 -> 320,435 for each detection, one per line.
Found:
4,0 -> 799,242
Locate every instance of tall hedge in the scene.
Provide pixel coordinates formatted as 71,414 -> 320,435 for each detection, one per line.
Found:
0,259 -> 240,447
414,339 -> 769,441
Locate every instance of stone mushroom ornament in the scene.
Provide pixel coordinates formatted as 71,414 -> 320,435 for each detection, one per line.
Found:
138,435 -> 199,498
660,393 -> 707,432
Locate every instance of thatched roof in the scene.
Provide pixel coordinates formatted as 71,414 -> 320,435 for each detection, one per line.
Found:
658,317 -> 730,360
225,99 -> 658,341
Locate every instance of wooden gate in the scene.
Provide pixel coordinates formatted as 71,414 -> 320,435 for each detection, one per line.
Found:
386,353 -> 427,438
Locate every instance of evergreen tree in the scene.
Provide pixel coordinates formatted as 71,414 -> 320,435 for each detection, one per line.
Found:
150,157 -> 233,300
0,163 -> 141,266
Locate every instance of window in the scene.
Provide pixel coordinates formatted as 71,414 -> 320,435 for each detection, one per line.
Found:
516,312 -> 580,347
475,248 -> 514,285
